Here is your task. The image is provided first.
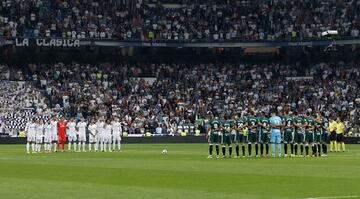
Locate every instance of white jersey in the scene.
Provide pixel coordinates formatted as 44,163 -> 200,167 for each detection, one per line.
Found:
77,121 -> 87,142
104,124 -> 112,136
50,120 -> 58,138
112,122 -> 122,136
44,124 -> 52,143
26,122 -> 36,137
77,122 -> 87,137
35,124 -> 44,140
88,123 -> 98,143
96,122 -> 105,136
25,122 -> 36,142
67,122 -> 76,136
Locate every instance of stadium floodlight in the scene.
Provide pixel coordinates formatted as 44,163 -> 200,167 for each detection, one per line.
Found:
321,30 -> 338,37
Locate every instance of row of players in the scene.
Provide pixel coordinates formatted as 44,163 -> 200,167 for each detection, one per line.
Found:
25,117 -> 123,153
206,111 -> 346,158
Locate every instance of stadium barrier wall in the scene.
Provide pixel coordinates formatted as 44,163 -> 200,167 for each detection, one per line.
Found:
0,136 -> 360,144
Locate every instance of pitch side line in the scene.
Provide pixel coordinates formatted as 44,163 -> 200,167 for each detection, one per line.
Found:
304,196 -> 359,199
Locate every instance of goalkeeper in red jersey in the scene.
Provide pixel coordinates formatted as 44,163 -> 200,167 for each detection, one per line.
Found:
57,117 -> 67,152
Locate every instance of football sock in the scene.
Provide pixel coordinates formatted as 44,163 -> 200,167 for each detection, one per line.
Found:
294,144 -> 298,155
118,142 -> 121,150
337,143 -> 341,152
209,145 -> 213,155
53,143 -> 57,151
222,146 -> 226,156
215,145 -> 219,155
290,143 -> 294,154
68,142 -> 71,151
74,142 -> 77,151
317,144 -> 321,155
242,145 -> 245,156
61,142 -> 65,150
266,144 -> 269,155
108,143 -> 112,151
342,143 -> 346,151
31,143 -> 35,152
277,144 -> 281,156
271,143 -> 275,156
300,145 -> 304,155
78,142 -> 81,151
305,145 -> 309,155
26,143 -> 30,153
255,144 -> 258,156
322,144 -> 327,154
260,144 -> 264,155
248,144 -> 252,156
82,142 -> 86,151
284,143 -> 288,155
312,145 -> 316,155
236,145 -> 239,156
229,146 -> 232,156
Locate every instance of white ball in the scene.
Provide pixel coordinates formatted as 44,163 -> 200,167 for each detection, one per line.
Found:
161,149 -> 168,154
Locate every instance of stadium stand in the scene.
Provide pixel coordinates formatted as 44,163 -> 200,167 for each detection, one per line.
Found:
3,61 -> 353,137
1,0 -> 360,40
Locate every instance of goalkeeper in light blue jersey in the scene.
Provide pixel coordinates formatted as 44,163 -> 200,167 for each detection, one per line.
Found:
269,110 -> 283,157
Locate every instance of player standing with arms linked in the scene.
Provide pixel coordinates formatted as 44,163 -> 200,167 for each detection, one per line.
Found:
207,113 -> 221,158
57,117 -> 67,152
269,110 -> 283,158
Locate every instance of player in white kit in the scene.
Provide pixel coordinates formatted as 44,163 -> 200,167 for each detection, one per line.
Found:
50,116 -> 58,152
44,119 -> 52,153
88,118 -> 98,152
67,118 -> 77,152
112,117 -> 122,151
76,118 -> 87,152
97,118 -> 105,152
25,118 -> 37,154
103,119 -> 113,152
35,119 -> 45,153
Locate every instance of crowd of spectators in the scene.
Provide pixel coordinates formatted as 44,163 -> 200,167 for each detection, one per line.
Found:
15,61 -> 358,137
1,0 -> 360,40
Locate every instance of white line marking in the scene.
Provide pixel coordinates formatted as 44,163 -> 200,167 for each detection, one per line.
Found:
304,196 -> 359,199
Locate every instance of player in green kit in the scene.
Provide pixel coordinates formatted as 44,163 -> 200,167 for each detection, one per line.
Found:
207,113 -> 221,158
259,111 -> 270,157
314,113 -> 322,157
247,111 -> 259,157
234,113 -> 248,158
321,112 -> 329,156
293,112 -> 306,157
282,111 -> 295,157
304,112 -> 316,157
221,115 -> 233,158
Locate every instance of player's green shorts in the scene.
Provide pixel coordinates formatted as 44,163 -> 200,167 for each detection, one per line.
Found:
221,133 -> 232,145
295,132 -> 305,143
260,132 -> 270,143
314,132 -> 321,143
305,131 -> 314,143
208,132 -> 219,144
321,133 -> 329,143
235,132 -> 247,143
248,130 -> 259,143
283,130 -> 294,143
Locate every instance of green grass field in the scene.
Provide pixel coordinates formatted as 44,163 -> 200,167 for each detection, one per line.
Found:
1,144 -> 360,199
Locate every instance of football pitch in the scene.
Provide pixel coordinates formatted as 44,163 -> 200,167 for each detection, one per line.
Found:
1,144 -> 360,199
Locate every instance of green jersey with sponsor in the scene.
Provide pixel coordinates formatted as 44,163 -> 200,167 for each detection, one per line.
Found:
283,116 -> 294,133
209,119 -> 221,133
321,117 -> 329,134
294,117 -> 304,134
304,117 -> 315,132
260,117 -> 270,133
247,117 -> 258,130
222,120 -> 232,134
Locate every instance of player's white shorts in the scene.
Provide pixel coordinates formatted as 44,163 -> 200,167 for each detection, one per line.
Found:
36,136 -> 43,143
78,134 -> 86,142
52,133 -> 58,142
44,136 -> 52,143
101,135 -> 111,143
27,135 -> 36,142
68,134 -> 77,142
89,134 -> 97,143
113,134 -> 121,142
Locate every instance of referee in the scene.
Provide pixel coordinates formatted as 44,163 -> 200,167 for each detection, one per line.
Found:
329,117 -> 337,152
336,117 -> 346,152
